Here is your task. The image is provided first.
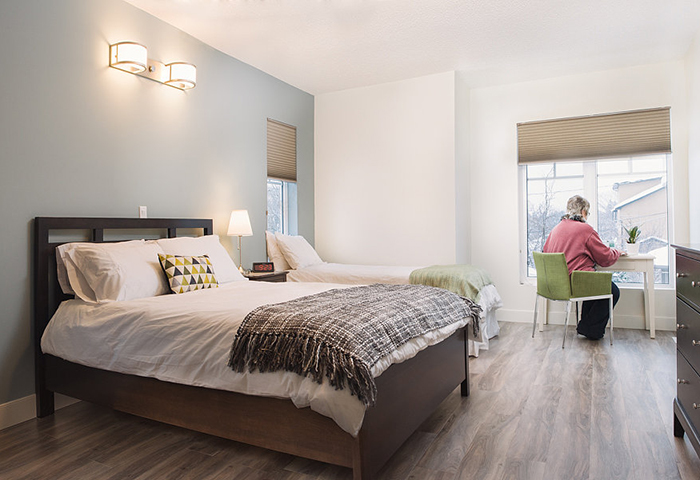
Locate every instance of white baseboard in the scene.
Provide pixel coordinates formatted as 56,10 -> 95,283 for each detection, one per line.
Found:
0,394 -> 79,431
496,308 -> 676,332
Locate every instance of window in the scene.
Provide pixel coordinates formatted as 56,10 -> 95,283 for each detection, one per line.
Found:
266,118 -> 297,235
266,178 -> 297,234
523,155 -> 672,285
519,107 -> 672,286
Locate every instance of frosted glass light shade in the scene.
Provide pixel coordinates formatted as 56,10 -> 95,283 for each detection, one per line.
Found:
165,62 -> 197,90
109,42 -> 147,73
228,210 -> 253,237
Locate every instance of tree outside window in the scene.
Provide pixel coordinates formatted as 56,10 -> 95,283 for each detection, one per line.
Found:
267,178 -> 297,235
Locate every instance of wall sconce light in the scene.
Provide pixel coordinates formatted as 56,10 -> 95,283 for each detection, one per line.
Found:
109,42 -> 147,73
165,62 -> 197,90
109,41 -> 197,90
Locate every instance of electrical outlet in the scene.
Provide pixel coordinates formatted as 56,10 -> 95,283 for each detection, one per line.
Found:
139,206 -> 147,219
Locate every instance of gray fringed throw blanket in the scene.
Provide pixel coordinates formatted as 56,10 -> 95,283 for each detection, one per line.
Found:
228,284 -> 482,407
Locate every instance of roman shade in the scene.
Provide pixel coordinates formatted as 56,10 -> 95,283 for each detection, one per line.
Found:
267,118 -> 297,181
517,107 -> 671,165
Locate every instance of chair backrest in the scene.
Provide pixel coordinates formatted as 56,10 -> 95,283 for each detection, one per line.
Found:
533,252 -> 572,301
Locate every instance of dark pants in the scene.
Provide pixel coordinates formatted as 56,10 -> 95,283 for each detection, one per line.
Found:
577,282 -> 620,339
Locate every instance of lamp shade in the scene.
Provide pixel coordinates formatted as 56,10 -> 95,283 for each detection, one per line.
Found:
165,62 -> 197,90
109,42 -> 147,74
227,210 -> 253,237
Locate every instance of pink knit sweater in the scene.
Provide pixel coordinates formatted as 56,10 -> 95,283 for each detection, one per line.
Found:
543,219 -> 621,273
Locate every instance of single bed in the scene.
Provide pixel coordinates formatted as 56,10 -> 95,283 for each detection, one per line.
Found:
34,217 -> 473,480
268,233 -> 502,357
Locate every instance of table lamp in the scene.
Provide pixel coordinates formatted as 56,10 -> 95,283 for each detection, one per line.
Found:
227,210 -> 253,273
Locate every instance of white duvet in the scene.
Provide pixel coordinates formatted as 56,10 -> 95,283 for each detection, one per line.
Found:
41,281 -> 469,436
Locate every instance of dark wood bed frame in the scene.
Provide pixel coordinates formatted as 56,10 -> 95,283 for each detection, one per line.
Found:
33,217 -> 469,480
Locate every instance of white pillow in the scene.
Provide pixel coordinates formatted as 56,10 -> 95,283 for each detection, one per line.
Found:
265,231 -> 291,271
155,235 -> 246,283
274,233 -> 324,270
58,241 -> 151,301
56,243 -> 95,299
56,243 -> 78,295
65,240 -> 169,303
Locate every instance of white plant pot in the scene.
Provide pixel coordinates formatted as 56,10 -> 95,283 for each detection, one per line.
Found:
626,242 -> 639,256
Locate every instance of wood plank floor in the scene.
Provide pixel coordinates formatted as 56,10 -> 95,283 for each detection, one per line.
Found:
2,323 -> 699,479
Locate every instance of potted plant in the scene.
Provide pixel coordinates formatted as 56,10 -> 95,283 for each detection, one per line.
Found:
624,226 -> 641,255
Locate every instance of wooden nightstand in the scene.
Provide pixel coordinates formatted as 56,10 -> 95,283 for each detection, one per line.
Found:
244,271 -> 288,283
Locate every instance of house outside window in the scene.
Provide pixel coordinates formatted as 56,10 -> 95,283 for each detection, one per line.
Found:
523,155 -> 671,285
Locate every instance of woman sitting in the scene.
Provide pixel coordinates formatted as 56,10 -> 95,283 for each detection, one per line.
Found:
543,195 -> 624,340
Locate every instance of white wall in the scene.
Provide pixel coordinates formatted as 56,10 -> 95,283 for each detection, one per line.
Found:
454,73 -> 472,264
469,61 -> 689,329
315,72 -> 458,266
687,34 -> 700,243
314,62 -> 688,331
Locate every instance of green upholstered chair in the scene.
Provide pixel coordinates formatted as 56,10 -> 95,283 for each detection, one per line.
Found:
532,252 -> 614,348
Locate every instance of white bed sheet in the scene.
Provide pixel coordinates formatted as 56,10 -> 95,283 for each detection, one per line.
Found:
287,263 -> 420,285
287,263 -> 502,356
41,281 -> 468,437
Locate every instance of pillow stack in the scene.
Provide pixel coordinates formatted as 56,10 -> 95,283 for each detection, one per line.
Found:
56,240 -> 169,303
156,235 -> 245,284
266,231 -> 324,271
56,235 -> 246,303
265,231 -> 291,271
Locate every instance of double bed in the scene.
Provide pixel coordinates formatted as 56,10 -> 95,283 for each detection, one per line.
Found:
34,217 -> 476,480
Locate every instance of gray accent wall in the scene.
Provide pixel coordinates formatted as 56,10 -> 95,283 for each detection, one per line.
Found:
0,0 -> 314,404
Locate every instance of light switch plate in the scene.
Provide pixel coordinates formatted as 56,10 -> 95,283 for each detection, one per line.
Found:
139,206 -> 147,219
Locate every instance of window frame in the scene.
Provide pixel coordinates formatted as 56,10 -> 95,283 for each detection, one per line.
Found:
518,154 -> 675,289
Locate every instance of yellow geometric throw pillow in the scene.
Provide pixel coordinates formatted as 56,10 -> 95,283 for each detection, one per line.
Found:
158,253 -> 218,294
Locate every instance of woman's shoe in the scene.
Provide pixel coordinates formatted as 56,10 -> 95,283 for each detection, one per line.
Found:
577,327 -> 603,340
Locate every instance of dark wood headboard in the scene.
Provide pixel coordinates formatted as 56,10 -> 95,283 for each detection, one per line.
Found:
33,217 -> 213,416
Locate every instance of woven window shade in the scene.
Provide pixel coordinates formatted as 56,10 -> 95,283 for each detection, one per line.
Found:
267,119 -> 297,181
517,107 -> 671,164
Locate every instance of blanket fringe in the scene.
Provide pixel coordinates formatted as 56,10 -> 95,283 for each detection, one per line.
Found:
462,296 -> 482,338
228,332 -> 377,407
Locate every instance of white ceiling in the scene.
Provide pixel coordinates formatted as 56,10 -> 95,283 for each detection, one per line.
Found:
123,0 -> 700,95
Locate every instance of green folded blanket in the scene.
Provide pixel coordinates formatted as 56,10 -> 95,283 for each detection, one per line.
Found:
409,264 -> 493,303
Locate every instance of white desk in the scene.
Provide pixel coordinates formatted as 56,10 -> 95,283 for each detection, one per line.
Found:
596,253 -> 655,339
